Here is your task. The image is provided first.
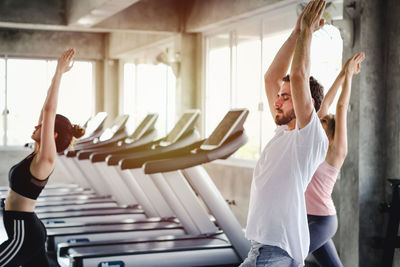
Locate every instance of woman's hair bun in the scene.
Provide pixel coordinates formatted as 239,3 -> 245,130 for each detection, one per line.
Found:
72,124 -> 85,138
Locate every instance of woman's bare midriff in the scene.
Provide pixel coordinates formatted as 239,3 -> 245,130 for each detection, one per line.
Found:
5,189 -> 36,212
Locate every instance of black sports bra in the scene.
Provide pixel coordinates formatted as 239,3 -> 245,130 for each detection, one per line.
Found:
8,153 -> 49,200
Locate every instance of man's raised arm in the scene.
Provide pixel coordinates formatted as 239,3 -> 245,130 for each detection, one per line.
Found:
264,8 -> 305,120
290,0 -> 326,129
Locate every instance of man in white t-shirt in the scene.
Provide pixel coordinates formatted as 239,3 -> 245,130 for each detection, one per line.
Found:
240,1 -> 328,266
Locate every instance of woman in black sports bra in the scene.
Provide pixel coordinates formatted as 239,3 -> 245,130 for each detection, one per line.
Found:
0,48 -> 85,266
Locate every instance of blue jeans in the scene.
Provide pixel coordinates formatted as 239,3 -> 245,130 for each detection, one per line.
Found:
240,241 -> 298,267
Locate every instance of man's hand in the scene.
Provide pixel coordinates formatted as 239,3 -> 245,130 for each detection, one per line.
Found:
301,0 -> 326,33
294,5 -> 307,34
56,48 -> 75,74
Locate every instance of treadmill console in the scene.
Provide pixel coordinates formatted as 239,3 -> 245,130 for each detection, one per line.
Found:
159,110 -> 200,147
124,114 -> 158,144
98,115 -> 129,142
81,112 -> 107,139
200,109 -> 248,150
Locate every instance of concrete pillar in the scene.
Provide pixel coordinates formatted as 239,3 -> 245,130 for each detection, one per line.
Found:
357,0 -> 386,266
384,0 -> 400,265
103,33 -> 119,121
175,33 -> 200,116
338,3 -> 360,262
173,32 -> 203,134
94,60 -> 105,114
340,0 -> 387,266
103,58 -> 119,121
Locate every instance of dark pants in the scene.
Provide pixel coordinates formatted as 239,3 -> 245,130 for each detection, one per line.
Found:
308,214 -> 343,267
0,209 -> 50,267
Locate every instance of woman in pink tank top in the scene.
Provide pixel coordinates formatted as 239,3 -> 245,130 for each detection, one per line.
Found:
305,53 -> 365,267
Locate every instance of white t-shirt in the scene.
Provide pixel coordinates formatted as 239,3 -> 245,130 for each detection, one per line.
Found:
245,110 -> 328,266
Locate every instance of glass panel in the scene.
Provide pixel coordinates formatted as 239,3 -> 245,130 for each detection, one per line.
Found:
135,63 -> 173,138
0,59 -> 5,145
6,59 -> 94,146
261,7 -> 297,149
166,66 -> 176,132
234,23 -> 262,159
311,25 -> 343,114
205,34 -> 231,137
47,60 -> 94,126
123,63 -> 136,120
7,59 -> 48,146
261,30 -> 293,149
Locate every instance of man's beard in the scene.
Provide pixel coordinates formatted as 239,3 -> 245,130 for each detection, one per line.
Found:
275,109 -> 296,125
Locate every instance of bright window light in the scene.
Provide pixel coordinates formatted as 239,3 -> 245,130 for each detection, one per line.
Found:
122,63 -> 176,138
0,59 -> 5,145
205,11 -> 343,160
2,58 -> 94,146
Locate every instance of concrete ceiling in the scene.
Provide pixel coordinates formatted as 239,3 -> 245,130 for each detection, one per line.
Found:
0,0 -> 342,35
0,0 -> 305,35
0,0 -> 185,34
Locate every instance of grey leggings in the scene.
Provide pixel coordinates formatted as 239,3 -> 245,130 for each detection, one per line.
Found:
308,214 -> 343,267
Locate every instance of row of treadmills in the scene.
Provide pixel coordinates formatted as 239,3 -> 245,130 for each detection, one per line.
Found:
0,109 -> 251,267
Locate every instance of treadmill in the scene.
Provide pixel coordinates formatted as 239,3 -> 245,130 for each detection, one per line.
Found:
58,114 -> 130,196
37,114 -> 159,222
0,112 -> 109,197
39,111 -> 195,219
44,111 -> 202,251
35,113 -> 159,216
48,111 -> 109,192
56,109 -> 251,267
30,114 -> 131,212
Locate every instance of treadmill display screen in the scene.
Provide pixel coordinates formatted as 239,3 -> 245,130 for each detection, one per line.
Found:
164,112 -> 198,144
82,112 -> 107,138
99,115 -> 128,142
201,110 -> 244,148
131,114 -> 157,140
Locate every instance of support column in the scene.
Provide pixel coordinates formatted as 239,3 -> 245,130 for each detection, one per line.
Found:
175,33 -> 203,131
103,34 -> 119,121
94,60 -> 104,114
384,0 -> 400,266
339,0 -> 387,266
103,58 -> 119,121
358,0 -> 386,266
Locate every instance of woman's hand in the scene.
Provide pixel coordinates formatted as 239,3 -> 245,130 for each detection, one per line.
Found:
56,48 -> 75,74
344,52 -> 365,76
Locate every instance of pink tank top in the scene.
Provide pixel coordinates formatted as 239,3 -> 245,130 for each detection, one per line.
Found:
305,161 -> 339,216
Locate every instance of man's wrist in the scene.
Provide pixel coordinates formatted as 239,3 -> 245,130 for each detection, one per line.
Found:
300,27 -> 313,36
291,29 -> 300,38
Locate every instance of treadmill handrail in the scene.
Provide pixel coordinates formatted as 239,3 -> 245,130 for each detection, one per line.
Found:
90,134 -> 162,163
143,131 -> 248,174
76,130 -> 156,160
119,140 -> 205,170
75,131 -> 128,154
105,128 -> 198,165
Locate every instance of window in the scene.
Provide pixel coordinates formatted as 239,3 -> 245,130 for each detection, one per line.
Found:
310,24 -> 343,114
205,34 -> 231,137
0,59 -> 5,145
204,5 -> 343,160
0,58 -> 94,146
234,24 -> 262,159
122,62 -> 176,138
